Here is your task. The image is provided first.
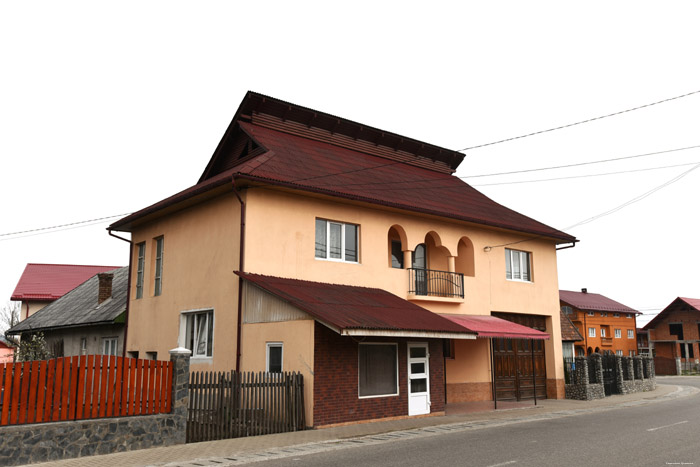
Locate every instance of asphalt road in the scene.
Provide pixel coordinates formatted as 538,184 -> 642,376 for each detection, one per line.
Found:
251,377 -> 700,467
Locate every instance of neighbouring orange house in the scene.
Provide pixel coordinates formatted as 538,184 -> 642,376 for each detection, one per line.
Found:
643,297 -> 700,375
11,263 -> 121,320
560,289 -> 639,358
108,92 -> 576,427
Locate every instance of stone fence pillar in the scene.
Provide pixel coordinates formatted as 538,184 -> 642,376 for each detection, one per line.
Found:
574,356 -> 588,384
591,353 -> 604,383
169,347 -> 191,444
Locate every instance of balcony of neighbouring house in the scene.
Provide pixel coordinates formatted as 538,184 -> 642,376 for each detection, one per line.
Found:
407,268 -> 464,301
601,337 -> 613,346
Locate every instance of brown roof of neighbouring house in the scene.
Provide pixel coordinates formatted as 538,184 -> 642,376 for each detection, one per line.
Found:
559,310 -> 584,342
11,263 -> 123,301
236,272 -> 477,339
559,290 -> 638,314
109,93 -> 576,244
643,297 -> 700,331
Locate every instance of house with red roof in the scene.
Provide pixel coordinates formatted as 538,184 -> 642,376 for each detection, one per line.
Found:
108,92 -> 576,427
560,289 -> 640,358
11,263 -> 122,321
643,297 -> 700,375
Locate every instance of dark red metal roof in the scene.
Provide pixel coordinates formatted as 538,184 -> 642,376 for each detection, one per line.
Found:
111,121 -> 575,243
439,314 -> 550,339
559,290 -> 638,314
236,272 -> 476,337
643,297 -> 700,330
559,310 -> 584,342
11,264 -> 122,301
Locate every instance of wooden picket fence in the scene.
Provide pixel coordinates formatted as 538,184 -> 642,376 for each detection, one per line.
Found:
187,371 -> 305,443
0,355 -> 173,426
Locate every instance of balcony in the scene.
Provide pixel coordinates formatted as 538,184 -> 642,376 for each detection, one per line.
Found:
408,268 -> 464,299
601,337 -> 613,346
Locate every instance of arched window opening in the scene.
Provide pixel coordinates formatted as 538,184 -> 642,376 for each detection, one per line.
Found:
455,237 -> 475,277
388,227 -> 405,269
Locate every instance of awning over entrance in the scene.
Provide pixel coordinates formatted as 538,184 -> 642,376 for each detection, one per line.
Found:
236,272 -> 478,340
439,314 -> 550,340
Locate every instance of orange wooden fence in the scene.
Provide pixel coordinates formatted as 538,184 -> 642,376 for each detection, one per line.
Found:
0,355 -> 173,426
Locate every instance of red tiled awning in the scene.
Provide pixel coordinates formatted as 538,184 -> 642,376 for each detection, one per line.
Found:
439,314 -> 550,340
236,272 -> 477,340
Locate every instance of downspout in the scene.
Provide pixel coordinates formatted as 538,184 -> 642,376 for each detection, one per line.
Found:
108,230 -> 133,358
233,175 -> 246,372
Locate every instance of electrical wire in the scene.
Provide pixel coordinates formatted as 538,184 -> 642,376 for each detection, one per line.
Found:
458,89 -> 700,152
0,214 -> 131,240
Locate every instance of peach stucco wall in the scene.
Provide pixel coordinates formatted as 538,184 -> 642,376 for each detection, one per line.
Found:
125,184 -> 565,400
126,192 -> 241,372
241,320 -> 315,423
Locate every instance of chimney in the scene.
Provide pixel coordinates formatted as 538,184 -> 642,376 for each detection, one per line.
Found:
98,273 -> 113,304
581,288 -> 588,294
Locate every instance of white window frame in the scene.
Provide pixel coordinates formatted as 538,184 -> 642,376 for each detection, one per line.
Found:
154,236 -> 164,296
600,327 -> 606,338
266,342 -> 283,373
102,337 -> 118,356
613,313 -> 620,318
179,309 -> 214,359
315,218 -> 359,263
600,312 -> 608,317
628,329 -> 634,339
358,343 -> 399,399
614,329 -> 622,339
587,311 -> 595,317
629,350 -> 635,357
626,313 -> 633,318
616,350 -> 623,357
505,248 -> 532,282
588,327 -> 596,338
136,242 -> 145,299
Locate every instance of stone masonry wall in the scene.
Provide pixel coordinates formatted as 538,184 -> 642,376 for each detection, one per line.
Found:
565,354 -> 654,401
0,348 -> 191,466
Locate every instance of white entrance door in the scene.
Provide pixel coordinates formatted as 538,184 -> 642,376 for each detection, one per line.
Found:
408,343 -> 430,416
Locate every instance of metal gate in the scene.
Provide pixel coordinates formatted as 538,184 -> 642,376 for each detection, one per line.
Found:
601,354 -> 618,396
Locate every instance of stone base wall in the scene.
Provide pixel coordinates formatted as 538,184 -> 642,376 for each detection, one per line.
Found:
0,348 -> 191,466
0,413 -> 182,466
446,382 -> 492,402
565,382 -> 605,400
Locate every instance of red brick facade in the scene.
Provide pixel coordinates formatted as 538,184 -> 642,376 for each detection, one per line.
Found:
313,322 -> 445,426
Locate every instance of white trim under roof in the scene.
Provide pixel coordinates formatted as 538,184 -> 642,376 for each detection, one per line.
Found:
340,329 -> 476,339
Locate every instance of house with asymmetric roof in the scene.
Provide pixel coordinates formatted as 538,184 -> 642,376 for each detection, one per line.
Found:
560,289 -> 640,358
11,263 -> 121,321
108,92 -> 576,427
7,268 -> 127,357
643,297 -> 700,375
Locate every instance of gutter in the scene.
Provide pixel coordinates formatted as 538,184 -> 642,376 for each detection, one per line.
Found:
233,175 -> 246,372
108,230 -> 133,358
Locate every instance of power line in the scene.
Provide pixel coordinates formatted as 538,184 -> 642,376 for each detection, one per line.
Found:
563,163 -> 700,231
458,89 -> 700,152
0,214 -> 131,239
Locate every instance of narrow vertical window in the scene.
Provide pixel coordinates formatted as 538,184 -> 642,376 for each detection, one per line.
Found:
315,219 -> 327,258
391,240 -> 404,268
266,343 -> 283,373
136,242 -> 145,299
154,237 -> 164,296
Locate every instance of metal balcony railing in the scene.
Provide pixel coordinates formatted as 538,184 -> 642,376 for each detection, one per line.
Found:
408,268 -> 464,299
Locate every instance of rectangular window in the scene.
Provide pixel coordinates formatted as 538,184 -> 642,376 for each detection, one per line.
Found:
626,313 -> 633,318
136,242 -> 145,299
613,313 -> 620,318
391,240 -> 404,269
80,337 -> 87,355
359,343 -> 398,398
505,248 -> 531,282
600,312 -> 608,317
587,311 -> 595,317
600,328 -> 606,338
629,350 -> 635,357
561,306 -> 573,316
588,327 -> 596,338
616,350 -> 623,357
628,329 -> 634,339
266,343 -> 283,373
614,329 -> 621,338
183,310 -> 213,358
146,351 -> 157,360
315,219 -> 359,263
102,337 -> 118,356
154,237 -> 164,296
669,323 -> 684,340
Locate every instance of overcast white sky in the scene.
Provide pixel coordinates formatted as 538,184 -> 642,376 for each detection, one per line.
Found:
2,1 -> 699,327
